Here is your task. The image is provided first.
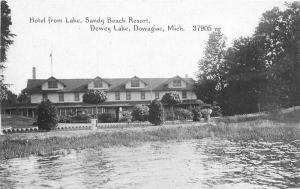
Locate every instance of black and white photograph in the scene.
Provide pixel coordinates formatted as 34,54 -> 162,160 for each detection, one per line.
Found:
0,0 -> 299,188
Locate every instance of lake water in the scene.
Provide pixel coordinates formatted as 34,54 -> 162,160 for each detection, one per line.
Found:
0,138 -> 299,189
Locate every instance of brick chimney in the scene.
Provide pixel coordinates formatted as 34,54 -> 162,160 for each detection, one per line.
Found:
32,67 -> 36,79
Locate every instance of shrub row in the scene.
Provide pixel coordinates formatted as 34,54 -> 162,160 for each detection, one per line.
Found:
37,98 -> 221,131
57,107 -> 211,124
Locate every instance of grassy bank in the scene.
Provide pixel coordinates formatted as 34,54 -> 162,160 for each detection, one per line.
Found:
1,120 -> 299,160
215,106 -> 300,123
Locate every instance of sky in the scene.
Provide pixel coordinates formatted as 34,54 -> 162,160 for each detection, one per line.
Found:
4,0 -> 288,94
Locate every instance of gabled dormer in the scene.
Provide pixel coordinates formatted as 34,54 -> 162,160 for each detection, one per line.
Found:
41,77 -> 65,90
88,76 -> 110,90
125,76 -> 148,89
167,76 -> 187,89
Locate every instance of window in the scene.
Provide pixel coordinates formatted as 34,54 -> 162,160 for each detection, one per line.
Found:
155,91 -> 159,99
94,80 -> 103,88
173,79 -> 182,87
48,80 -> 58,88
126,91 -> 131,100
59,93 -> 64,102
182,91 -> 187,99
115,91 -> 120,100
131,79 -> 140,87
141,91 -> 145,100
42,93 -> 48,100
74,92 -> 80,101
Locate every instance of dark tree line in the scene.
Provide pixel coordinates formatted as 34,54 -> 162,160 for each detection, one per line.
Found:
1,0 -> 15,99
0,1 -> 29,107
194,2 -> 300,115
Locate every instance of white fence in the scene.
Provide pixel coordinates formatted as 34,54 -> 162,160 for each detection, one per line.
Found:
1,120 -> 197,134
2,127 -> 39,133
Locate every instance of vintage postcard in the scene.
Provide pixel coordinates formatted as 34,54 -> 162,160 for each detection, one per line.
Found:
1,0 -> 299,188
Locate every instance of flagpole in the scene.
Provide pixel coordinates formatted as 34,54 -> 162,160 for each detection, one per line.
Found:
50,51 -> 53,76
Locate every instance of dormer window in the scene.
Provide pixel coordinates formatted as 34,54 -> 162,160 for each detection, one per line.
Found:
173,79 -> 181,87
48,81 -> 58,88
131,79 -> 140,87
94,80 -> 103,88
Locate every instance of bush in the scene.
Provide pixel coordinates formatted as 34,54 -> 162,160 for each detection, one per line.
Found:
164,108 -> 193,121
191,107 -> 202,121
71,114 -> 91,123
148,99 -> 164,125
119,111 -> 132,122
211,105 -> 222,117
37,99 -> 58,130
132,104 -> 149,121
82,90 -> 107,104
58,115 -> 71,123
174,108 -> 192,120
164,112 -> 175,121
161,92 -> 182,105
98,113 -> 116,123
211,102 -> 222,117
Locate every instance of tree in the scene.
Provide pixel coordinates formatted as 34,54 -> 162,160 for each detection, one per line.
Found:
119,111 -> 132,123
37,99 -> 58,131
132,104 -> 149,121
193,79 -> 218,104
148,99 -> 164,125
194,30 -> 227,104
0,84 -> 7,135
161,92 -> 181,120
1,1 -> 15,134
193,2 -> 300,115
1,89 -> 18,106
1,0 -> 15,63
17,89 -> 31,105
254,2 -> 300,107
191,107 -> 202,121
82,90 -> 107,104
220,37 -> 267,115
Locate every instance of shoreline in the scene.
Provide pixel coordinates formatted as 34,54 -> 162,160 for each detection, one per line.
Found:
1,119 -> 299,160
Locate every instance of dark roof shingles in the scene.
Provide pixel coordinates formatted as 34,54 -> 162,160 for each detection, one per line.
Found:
26,77 -> 195,93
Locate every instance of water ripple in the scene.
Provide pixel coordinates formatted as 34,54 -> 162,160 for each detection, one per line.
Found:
0,138 -> 299,189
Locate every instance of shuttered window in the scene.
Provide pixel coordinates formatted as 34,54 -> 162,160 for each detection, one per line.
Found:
94,80 -> 103,88
173,79 -> 181,87
126,92 -> 131,100
48,81 -> 58,88
131,80 -> 140,87
141,91 -> 145,99
59,93 -> 64,102
182,91 -> 187,99
74,92 -> 80,101
115,91 -> 120,100
155,91 -> 159,99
